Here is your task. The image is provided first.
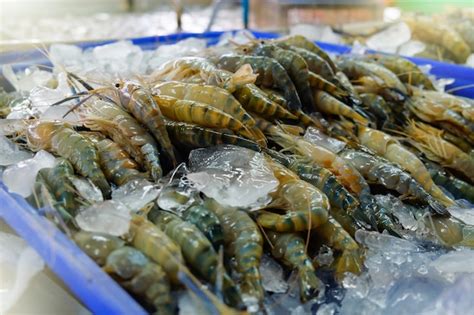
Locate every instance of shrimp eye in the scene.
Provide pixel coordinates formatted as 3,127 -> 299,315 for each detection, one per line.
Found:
243,48 -> 247,52
114,83 -> 120,88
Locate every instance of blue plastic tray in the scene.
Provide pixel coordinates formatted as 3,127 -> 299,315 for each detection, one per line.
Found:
1,30 -> 473,314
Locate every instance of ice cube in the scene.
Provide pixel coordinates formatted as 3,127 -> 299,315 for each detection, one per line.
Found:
188,145 -> 278,209
397,40 -> 426,57
112,178 -> 160,212
426,275 -> 474,314
466,54 -> 474,68
29,72 -> 73,115
0,232 -> 45,313
355,230 -> 419,253
316,303 -> 339,315
49,44 -> 83,70
304,127 -> 346,153
290,24 -> 342,44
69,176 -> 104,204
447,205 -> 474,225
2,150 -> 56,197
177,290 -> 209,315
260,255 -> 288,294
0,136 -> 33,166
2,65 -> 54,92
430,249 -> 474,274
75,200 -> 131,236
366,22 -> 411,53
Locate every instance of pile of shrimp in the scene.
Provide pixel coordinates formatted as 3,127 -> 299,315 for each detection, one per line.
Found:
1,34 -> 474,314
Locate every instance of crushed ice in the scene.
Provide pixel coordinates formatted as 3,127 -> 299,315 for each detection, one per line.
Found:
75,200 -> 131,236
188,145 -> 278,209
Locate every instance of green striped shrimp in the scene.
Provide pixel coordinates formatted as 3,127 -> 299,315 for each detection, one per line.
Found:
182,204 -> 225,251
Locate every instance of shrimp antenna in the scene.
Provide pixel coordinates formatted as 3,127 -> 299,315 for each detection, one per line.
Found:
445,83 -> 474,93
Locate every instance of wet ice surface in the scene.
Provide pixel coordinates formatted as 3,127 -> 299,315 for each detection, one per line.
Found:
303,127 -> 346,153
447,204 -> 474,225
260,255 -> 289,294
2,150 -> 56,197
187,145 -> 279,209
112,178 -> 160,211
0,136 -> 33,166
75,200 -> 131,236
69,177 -> 104,204
366,22 -> 411,53
338,230 -> 474,315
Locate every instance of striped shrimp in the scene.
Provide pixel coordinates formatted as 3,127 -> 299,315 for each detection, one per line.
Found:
314,91 -> 370,126
312,215 -> 363,280
232,84 -> 297,121
274,35 -> 338,73
151,211 -> 242,308
26,121 -> 111,197
165,120 -> 261,152
206,198 -> 264,310
78,100 -> 163,181
216,55 -> 302,111
361,54 -> 435,90
73,232 -> 173,315
83,132 -> 148,186
357,126 -> 455,207
151,56 -> 257,93
112,81 -> 177,168
307,71 -> 347,100
359,93 -> 395,130
154,95 -> 266,146
182,204 -> 225,251
266,231 -> 324,302
242,43 -> 314,112
265,149 -> 360,214
339,148 -> 446,214
425,160 -> 474,203
406,121 -> 474,182
258,158 -> 329,232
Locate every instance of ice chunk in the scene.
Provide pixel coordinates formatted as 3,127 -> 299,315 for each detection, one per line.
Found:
49,44 -> 83,70
0,136 -> 33,166
217,30 -> 255,46
188,145 -> 279,209
112,178 -> 160,212
75,200 -> 131,236
355,230 -> 419,253
157,172 -> 199,214
91,41 -> 144,76
260,255 -> 288,293
398,40 -> 426,57
316,303 -> 339,315
29,72 -> 73,115
69,176 -> 104,204
447,205 -> 474,225
430,249 -> 474,274
2,65 -> 54,92
374,194 -> 420,231
177,290 -> 209,315
466,54 -> 474,68
2,150 -> 56,197
0,232 -> 45,313
290,24 -> 342,44
366,22 -> 411,53
303,127 -> 346,153
425,275 -> 474,314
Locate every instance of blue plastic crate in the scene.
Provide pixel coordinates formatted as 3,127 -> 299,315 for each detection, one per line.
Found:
0,30 -> 473,313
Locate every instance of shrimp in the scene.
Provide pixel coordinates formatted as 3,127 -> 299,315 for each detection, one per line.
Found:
78,100 -> 163,181
266,231 -> 324,302
339,148 -> 446,214
165,120 -> 261,152
206,198 -> 264,310
359,93 -> 395,130
275,35 -> 338,73
37,158 -> 82,215
154,95 -> 266,146
361,54 -> 435,90
151,57 -> 257,93
83,133 -> 148,186
357,126 -> 455,207
404,15 -> 470,63
232,84 -> 298,121
112,81 -> 177,168
314,91 -> 370,126
74,231 -> 173,315
216,55 -> 302,111
265,149 -> 359,214
406,95 -> 474,143
257,158 -> 329,232
26,121 -> 111,197
182,204 -> 225,251
406,121 -> 474,182
426,160 -> 474,203
312,215 -> 363,280
307,72 -> 347,99
337,58 -> 408,102
243,43 -> 314,112
151,211 -> 242,308
153,81 -> 257,127
128,215 -> 185,284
